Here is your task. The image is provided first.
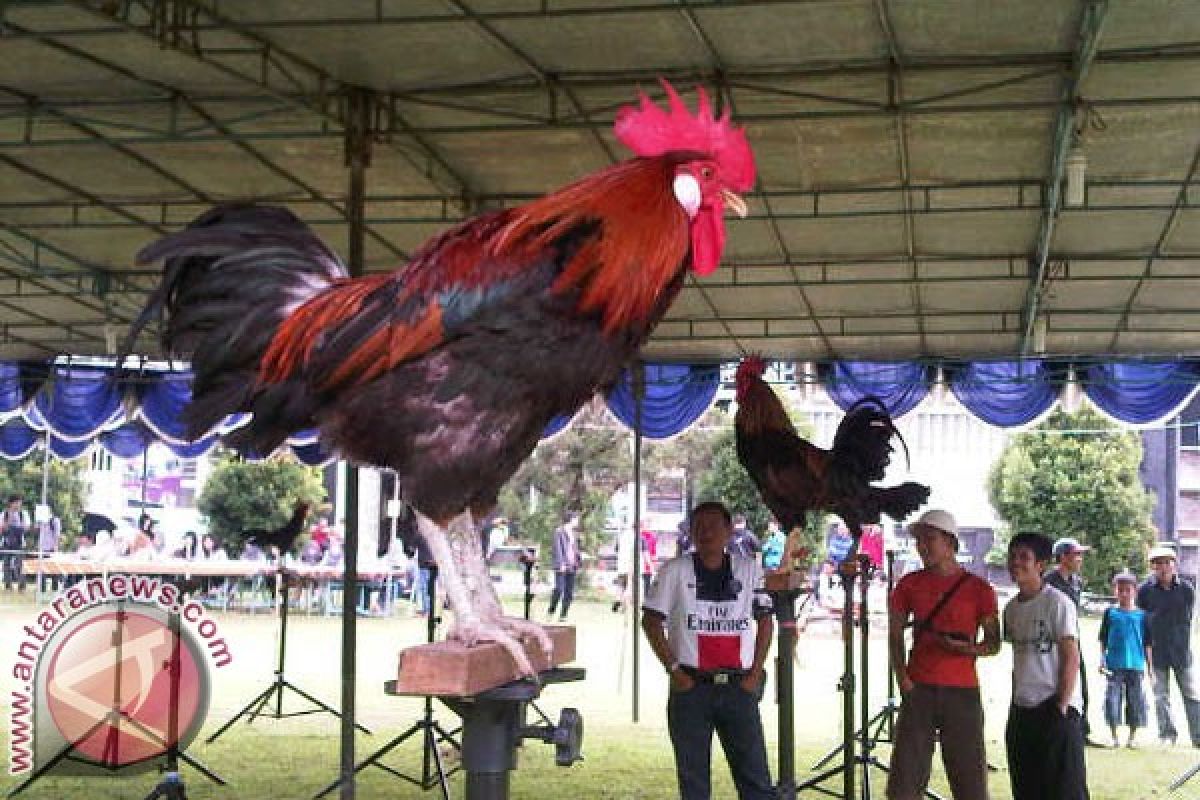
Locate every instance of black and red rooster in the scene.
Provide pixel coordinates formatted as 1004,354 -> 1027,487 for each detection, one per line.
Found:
734,357 -> 930,544
129,82 -> 755,677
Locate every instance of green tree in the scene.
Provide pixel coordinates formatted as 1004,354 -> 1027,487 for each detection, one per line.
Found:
987,406 -> 1155,587
197,451 -> 326,555
643,405 -> 726,511
496,398 -> 632,562
693,406 -> 826,558
0,454 -> 87,547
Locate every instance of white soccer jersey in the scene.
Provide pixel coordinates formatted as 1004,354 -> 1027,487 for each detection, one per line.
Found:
644,553 -> 771,671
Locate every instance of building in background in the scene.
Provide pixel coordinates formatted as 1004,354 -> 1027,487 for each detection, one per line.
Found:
1141,392 -> 1200,581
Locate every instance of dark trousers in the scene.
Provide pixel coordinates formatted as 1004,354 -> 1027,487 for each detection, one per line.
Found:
547,571 -> 576,619
667,681 -> 774,800
1104,669 -> 1148,729
1152,663 -> 1200,744
2,550 -> 24,591
1080,655 -> 1092,736
1006,700 -> 1088,800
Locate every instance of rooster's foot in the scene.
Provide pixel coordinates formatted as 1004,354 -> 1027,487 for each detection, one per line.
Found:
447,616 -> 539,680
493,615 -> 554,664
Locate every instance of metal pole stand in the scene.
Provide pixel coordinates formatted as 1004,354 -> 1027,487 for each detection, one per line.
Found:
441,667 -> 586,800
797,555 -> 861,800
518,553 -> 555,728
761,580 -> 810,800
811,550 -> 905,770
798,555 -> 943,800
313,566 -> 461,799
206,566 -> 370,743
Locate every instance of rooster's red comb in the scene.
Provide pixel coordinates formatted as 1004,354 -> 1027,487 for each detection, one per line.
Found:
614,80 -> 755,193
735,356 -> 768,401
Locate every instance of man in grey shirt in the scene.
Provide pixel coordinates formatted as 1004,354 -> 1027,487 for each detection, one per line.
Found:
1004,532 -> 1087,800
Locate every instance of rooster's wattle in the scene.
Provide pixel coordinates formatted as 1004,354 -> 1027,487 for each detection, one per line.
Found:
129,83 -> 756,677
734,357 -> 930,542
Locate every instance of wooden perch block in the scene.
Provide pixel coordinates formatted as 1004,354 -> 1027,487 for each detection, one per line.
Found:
394,625 -> 575,697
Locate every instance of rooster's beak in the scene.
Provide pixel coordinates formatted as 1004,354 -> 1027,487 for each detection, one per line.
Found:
721,189 -> 748,218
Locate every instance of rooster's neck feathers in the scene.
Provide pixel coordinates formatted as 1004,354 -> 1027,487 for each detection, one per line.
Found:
736,375 -> 796,436
494,156 -> 690,333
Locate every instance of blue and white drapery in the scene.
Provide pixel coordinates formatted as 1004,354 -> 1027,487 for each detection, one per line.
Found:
947,360 -> 1067,429
4,357 -> 1200,461
0,364 -> 326,464
0,361 -> 723,461
822,361 -> 931,418
606,363 -> 720,439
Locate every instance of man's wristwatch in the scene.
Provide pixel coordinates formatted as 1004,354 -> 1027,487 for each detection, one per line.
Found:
666,661 -> 680,674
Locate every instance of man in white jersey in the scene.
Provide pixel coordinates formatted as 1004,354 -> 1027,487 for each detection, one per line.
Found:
641,501 -> 774,800
1003,531 -> 1088,800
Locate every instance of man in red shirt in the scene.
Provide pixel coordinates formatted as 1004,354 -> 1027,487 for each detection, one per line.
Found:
886,510 -> 1000,800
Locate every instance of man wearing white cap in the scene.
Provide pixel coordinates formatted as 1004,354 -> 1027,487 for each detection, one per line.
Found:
887,509 -> 1000,800
1137,543 -> 1200,747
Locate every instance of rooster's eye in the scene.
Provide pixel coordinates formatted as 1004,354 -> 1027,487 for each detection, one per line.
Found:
700,166 -> 714,179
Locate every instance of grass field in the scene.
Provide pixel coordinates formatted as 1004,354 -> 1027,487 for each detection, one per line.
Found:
1,588 -> 1198,799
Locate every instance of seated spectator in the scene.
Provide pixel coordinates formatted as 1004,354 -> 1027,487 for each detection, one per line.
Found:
299,537 -> 324,565
321,530 -> 345,568
310,516 -> 332,556
200,533 -> 227,561
90,531 -> 117,562
123,527 -> 155,559
241,541 -> 265,562
73,532 -> 95,558
149,521 -> 169,557
174,531 -> 199,560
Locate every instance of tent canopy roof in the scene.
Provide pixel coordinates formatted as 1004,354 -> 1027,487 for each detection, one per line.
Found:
2,0 -> 1199,363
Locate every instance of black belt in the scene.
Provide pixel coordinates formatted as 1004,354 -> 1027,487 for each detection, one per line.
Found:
680,666 -> 748,685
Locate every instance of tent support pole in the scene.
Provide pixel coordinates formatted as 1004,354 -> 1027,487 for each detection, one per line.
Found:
338,86 -> 373,800
632,361 -> 645,724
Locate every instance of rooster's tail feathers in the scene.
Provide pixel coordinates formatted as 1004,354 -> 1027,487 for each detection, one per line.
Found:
130,204 -> 345,441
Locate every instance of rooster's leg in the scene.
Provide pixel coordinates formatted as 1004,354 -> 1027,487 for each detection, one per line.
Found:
415,512 -> 540,678
454,513 -> 554,663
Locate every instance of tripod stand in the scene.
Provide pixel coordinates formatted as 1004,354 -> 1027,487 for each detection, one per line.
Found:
9,603 -> 224,798
313,565 -> 461,799
798,554 -> 938,800
144,610 -> 225,800
762,579 -> 812,800
207,565 -> 369,743
1170,761 -> 1200,793
810,552 -> 912,773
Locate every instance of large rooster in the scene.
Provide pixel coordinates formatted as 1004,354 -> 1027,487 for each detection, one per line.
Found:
129,83 -> 754,677
734,357 -> 929,541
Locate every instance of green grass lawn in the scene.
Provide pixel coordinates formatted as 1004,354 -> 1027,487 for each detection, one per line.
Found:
1,589 -> 1198,799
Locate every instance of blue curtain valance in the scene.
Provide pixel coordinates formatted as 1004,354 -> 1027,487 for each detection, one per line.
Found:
6,357 -> 1200,461
605,363 -> 720,440
823,361 -> 931,418
34,367 -> 125,441
949,360 -> 1066,428
1083,362 -> 1200,425
0,418 -> 39,459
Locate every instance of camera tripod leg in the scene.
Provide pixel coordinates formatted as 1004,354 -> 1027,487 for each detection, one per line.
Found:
1170,760 -> 1200,792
